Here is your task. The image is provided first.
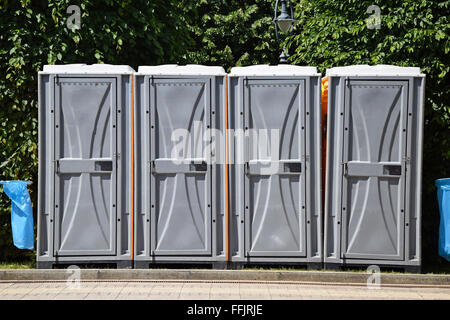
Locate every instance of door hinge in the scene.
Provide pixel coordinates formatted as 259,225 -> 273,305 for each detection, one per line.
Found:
342,162 -> 348,176
55,160 -> 60,173
244,162 -> 249,175
345,76 -> 350,85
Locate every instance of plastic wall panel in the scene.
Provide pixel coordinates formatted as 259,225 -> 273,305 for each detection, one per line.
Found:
134,74 -> 226,263
37,72 -> 133,265
54,78 -> 117,256
340,80 -> 408,261
324,75 -> 425,268
229,75 -> 322,264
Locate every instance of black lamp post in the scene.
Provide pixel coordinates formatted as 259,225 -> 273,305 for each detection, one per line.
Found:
273,0 -> 296,64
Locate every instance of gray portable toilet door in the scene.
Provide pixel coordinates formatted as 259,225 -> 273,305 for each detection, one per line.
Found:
243,78 -> 307,257
340,80 -> 409,261
53,77 -> 118,256
150,77 -> 212,256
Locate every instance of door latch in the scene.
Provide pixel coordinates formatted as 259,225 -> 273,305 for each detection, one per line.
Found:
383,165 -> 402,176
95,161 -> 113,172
284,162 -> 301,173
190,161 -> 207,172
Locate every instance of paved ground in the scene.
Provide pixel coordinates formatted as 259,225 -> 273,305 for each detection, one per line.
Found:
3,269 -> 449,285
0,280 -> 449,300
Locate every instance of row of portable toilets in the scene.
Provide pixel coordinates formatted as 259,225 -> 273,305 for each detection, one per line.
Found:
36,64 -> 425,272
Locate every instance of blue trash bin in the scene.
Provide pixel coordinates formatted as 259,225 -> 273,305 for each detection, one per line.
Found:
436,178 -> 450,262
0,181 -> 34,250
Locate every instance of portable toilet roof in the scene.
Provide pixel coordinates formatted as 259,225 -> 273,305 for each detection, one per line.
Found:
325,64 -> 424,77
229,65 -> 320,76
41,64 -> 135,74
137,64 -> 226,76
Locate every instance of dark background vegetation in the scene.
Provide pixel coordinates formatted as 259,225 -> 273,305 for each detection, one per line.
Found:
0,0 -> 448,271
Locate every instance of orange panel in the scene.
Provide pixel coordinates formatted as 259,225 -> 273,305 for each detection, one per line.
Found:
321,77 -> 328,204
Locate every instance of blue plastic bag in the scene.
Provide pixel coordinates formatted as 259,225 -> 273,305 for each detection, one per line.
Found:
436,178 -> 450,262
0,181 -> 34,250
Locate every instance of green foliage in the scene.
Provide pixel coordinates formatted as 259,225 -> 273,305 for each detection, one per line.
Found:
179,0 -> 280,71
286,0 -> 450,269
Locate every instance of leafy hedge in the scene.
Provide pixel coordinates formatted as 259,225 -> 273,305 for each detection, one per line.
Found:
179,0 -> 280,71
0,0 -> 448,270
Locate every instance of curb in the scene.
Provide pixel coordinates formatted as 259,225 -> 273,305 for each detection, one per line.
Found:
0,269 -> 449,286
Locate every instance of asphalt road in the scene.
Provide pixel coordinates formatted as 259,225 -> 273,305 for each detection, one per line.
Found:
0,280 -> 449,300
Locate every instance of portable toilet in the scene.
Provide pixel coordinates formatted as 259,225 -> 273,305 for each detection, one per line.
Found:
133,65 -> 228,268
37,64 -> 135,268
323,65 -> 425,272
227,65 -> 323,268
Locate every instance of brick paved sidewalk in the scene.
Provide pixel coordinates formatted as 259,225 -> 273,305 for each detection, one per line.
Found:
0,280 -> 449,300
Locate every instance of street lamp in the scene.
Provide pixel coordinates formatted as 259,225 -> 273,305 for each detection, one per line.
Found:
273,0 -> 295,64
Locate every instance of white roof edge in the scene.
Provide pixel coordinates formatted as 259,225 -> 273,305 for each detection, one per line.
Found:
41,64 -> 135,74
137,64 -> 226,76
229,65 -> 319,76
326,64 -> 424,76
